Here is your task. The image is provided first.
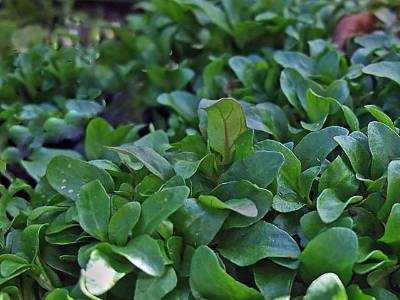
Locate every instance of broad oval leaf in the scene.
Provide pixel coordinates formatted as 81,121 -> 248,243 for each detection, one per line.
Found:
219,151 -> 284,188
110,145 -> 174,180
134,267 -> 177,300
46,156 -> 114,201
106,235 -> 165,277
254,262 -> 296,300
255,139 -> 301,189
294,126 -> 348,170
218,221 -> 300,266
304,273 -> 347,300
170,198 -> 229,246
205,98 -> 247,164
300,227 -> 358,284
368,121 -> 400,178
212,180 -> 273,228
135,186 -> 190,235
190,246 -> 263,300
77,180 -> 110,241
362,61 -> 400,85
108,202 -> 141,246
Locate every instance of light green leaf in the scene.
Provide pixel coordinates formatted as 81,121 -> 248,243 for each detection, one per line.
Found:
108,202 -> 141,246
77,180 -> 110,241
255,139 -> 301,189
368,121 -> 400,178
362,61 -> 400,84
110,145 -> 174,180
136,186 -> 190,234
107,235 -> 165,276
190,246 -> 263,300
205,98 -> 247,164
46,156 -> 114,201
378,160 -> 400,220
317,189 -> 362,223
304,273 -> 347,300
198,195 -> 257,217
379,203 -> 400,245
364,105 -> 395,130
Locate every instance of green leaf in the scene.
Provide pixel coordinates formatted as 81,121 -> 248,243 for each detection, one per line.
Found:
205,98 -> 247,164
318,156 -> 358,199
108,202 -> 141,246
298,166 -> 321,201
170,198 -> 229,246
255,139 -> 301,189
274,51 -> 315,76
45,288 -> 73,300
77,180 -> 110,241
334,134 -> 371,177
340,104 -> 360,131
134,267 -> 177,300
110,145 -> 174,180
362,61 -> 400,85
303,89 -> 331,123
21,148 -> 81,181
84,118 -> 114,160
254,262 -> 296,300
219,151 -> 284,187
364,105 -> 396,130
190,246 -> 263,300
241,102 -> 290,141
21,224 -> 45,262
177,0 -> 232,33
218,221 -> 300,266
46,155 -> 114,201
65,99 -> 103,118
82,249 -> 127,295
228,56 -> 253,87
233,129 -> 254,161
294,126 -> 348,170
378,160 -> 400,220
136,186 -> 190,234
368,121 -> 400,178
346,285 -> 375,300
317,189 -> 362,223
157,91 -> 198,123
212,180 -> 273,228
379,203 -> 400,245
304,273 -> 347,300
300,227 -> 358,284
105,235 -> 165,276
198,195 -> 257,217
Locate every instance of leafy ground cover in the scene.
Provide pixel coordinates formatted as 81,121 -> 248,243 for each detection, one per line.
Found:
1,0 -> 400,299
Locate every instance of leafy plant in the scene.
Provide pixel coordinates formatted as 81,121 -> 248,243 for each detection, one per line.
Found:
1,0 -> 400,299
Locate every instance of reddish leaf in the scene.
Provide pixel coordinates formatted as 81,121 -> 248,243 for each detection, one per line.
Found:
333,12 -> 376,49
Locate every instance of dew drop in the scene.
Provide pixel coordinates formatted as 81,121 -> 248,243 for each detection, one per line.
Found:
67,163 -> 72,169
61,179 -> 67,184
60,185 -> 66,190
68,189 -> 74,194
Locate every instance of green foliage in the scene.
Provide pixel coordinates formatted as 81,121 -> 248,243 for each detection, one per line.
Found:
0,0 -> 400,299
